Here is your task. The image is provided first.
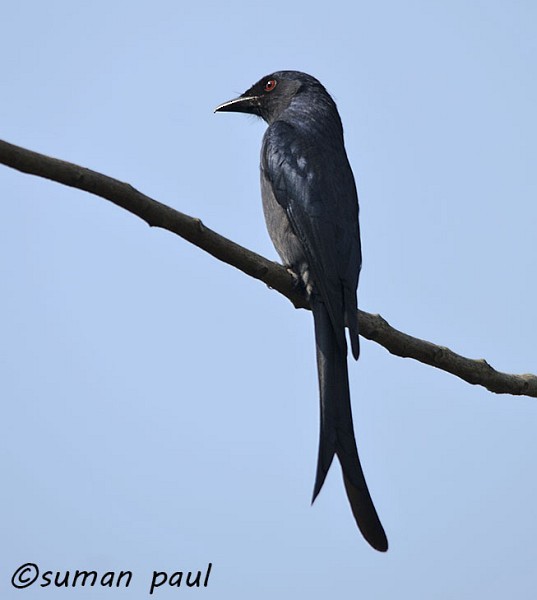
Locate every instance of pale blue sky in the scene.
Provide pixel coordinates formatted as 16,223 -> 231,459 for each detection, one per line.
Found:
1,1 -> 536,598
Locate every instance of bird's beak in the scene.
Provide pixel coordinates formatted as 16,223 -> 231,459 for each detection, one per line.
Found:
214,94 -> 261,115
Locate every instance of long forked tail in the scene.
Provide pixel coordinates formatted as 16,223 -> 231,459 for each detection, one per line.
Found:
311,299 -> 388,552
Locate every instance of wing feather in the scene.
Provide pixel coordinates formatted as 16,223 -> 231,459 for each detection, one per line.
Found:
262,120 -> 361,355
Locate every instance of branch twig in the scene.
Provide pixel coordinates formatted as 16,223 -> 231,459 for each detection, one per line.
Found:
1,138 -> 535,397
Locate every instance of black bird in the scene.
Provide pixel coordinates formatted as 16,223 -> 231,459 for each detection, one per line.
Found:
215,71 -> 387,552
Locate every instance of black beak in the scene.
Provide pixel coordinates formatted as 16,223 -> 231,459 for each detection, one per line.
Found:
214,94 -> 261,115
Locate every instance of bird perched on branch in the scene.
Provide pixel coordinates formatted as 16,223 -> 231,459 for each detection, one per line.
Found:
215,70 -> 387,552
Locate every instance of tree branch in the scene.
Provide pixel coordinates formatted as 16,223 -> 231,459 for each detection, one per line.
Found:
1,138 -> 535,398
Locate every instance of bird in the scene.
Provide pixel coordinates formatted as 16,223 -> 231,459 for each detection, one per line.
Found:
215,71 -> 387,552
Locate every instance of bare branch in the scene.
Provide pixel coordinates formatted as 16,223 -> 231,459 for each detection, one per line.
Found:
1,138 -> 535,398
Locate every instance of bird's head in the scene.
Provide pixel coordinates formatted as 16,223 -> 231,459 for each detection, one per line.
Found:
214,70 -> 323,124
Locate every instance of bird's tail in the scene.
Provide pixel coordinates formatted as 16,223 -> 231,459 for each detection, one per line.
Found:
311,298 -> 388,552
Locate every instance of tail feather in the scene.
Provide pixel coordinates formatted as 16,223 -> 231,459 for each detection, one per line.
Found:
311,299 -> 388,552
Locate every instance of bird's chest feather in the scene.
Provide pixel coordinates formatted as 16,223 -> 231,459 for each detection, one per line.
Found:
260,169 -> 307,270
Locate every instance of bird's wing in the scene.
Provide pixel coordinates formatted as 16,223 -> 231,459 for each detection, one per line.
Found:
262,120 -> 359,352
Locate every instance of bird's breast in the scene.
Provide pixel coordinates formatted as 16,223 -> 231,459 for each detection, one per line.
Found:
260,168 -> 308,273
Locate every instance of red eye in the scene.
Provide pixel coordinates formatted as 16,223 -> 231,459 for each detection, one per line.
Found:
264,79 -> 277,92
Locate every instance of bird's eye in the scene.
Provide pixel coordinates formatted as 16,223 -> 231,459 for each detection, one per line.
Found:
264,79 -> 277,92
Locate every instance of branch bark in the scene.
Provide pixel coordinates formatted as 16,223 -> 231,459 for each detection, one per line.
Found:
1,138 -> 535,398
